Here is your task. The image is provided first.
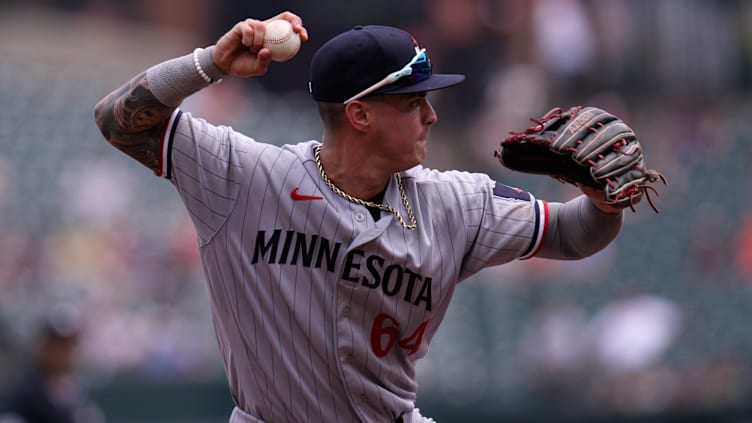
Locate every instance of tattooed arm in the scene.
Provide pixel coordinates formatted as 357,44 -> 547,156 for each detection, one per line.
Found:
94,72 -> 172,172
93,12 -> 307,172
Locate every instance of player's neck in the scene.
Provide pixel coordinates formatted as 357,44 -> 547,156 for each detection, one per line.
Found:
317,143 -> 391,201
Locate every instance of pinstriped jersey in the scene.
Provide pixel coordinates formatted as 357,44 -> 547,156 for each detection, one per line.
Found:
156,109 -> 547,423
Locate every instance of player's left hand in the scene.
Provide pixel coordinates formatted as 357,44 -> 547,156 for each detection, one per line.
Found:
579,185 -> 622,215
212,11 -> 308,77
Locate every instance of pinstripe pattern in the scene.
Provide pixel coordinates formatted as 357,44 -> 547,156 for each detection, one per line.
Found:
157,109 -> 544,423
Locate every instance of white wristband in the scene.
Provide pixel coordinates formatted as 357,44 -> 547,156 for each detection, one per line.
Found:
146,47 -> 224,107
193,48 -> 222,85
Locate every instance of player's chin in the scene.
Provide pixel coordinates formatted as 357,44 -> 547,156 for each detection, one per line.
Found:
413,140 -> 428,163
397,148 -> 425,171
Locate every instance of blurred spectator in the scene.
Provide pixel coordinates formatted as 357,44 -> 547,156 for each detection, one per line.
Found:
419,0 -> 501,130
531,0 -> 596,81
581,293 -> 683,415
3,304 -> 105,423
584,294 -> 682,375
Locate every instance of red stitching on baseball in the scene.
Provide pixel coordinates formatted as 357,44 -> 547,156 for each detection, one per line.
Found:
266,33 -> 292,44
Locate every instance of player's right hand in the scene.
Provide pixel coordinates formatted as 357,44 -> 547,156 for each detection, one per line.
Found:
212,11 -> 308,78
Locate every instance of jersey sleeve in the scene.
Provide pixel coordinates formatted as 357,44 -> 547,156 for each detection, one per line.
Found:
490,182 -> 548,260
458,174 -> 548,278
156,109 -> 245,245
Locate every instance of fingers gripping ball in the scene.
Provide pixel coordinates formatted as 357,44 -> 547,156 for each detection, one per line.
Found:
263,20 -> 301,62
494,106 -> 667,212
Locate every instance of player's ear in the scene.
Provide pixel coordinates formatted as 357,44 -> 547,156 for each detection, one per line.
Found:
344,101 -> 370,132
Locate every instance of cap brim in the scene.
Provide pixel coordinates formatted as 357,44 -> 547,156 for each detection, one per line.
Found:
378,73 -> 465,96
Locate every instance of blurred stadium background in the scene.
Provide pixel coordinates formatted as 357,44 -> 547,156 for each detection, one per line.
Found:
0,0 -> 751,422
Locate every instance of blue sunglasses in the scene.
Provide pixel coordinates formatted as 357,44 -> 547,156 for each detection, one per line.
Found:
344,48 -> 433,104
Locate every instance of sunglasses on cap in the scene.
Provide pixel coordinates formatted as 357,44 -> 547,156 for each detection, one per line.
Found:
343,47 -> 432,104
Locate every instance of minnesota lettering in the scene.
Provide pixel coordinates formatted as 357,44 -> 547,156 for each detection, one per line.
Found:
252,229 -> 433,311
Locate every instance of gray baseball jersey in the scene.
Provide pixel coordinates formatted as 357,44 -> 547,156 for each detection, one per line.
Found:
155,109 -> 546,423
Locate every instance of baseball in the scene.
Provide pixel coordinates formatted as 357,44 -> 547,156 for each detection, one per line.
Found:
263,20 -> 301,62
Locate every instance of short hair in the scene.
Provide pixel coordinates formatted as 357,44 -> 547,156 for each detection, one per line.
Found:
316,102 -> 346,131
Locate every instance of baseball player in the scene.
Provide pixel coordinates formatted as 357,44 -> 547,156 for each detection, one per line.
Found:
94,11 -> 624,423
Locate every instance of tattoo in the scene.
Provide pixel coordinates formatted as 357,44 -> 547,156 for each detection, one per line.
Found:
94,71 -> 175,172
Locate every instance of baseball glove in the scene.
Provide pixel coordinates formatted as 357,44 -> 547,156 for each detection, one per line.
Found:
494,106 -> 666,212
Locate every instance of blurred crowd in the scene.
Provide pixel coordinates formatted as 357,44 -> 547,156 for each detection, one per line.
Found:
1,0 -> 752,420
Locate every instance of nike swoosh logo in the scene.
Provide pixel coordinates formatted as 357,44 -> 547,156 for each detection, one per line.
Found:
290,187 -> 323,201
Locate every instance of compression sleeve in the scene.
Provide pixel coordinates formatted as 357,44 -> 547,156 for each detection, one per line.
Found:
145,46 -> 224,107
536,195 -> 623,259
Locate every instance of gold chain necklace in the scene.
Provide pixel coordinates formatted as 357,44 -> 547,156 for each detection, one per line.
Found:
314,145 -> 417,230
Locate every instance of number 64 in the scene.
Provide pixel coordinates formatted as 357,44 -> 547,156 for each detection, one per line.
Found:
370,313 -> 430,357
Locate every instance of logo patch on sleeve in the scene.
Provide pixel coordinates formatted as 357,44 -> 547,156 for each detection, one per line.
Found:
493,182 -> 531,201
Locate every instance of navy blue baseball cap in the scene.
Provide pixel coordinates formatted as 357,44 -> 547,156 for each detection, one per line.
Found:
309,25 -> 465,103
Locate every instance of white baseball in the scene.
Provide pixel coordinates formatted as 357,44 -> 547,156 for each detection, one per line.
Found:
263,20 -> 301,62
